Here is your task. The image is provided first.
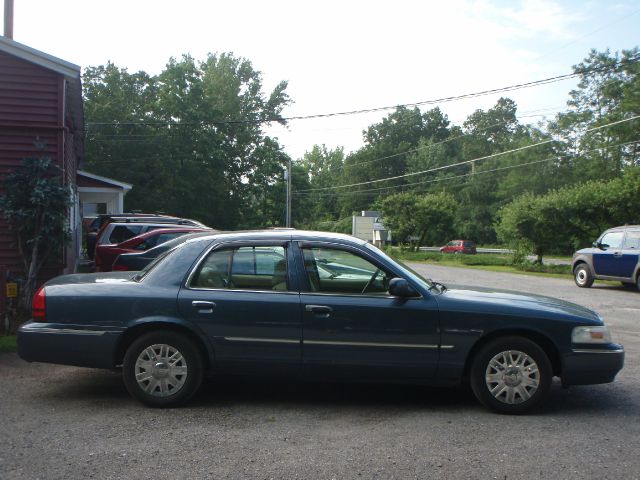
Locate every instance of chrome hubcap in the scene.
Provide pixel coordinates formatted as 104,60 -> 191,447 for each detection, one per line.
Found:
485,350 -> 539,404
576,270 -> 587,285
135,344 -> 188,397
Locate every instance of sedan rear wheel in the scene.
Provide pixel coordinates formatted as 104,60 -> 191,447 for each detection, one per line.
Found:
574,264 -> 594,288
123,331 -> 203,407
470,336 -> 552,414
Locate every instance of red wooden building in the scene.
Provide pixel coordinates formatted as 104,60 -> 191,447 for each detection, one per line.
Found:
0,36 -> 84,312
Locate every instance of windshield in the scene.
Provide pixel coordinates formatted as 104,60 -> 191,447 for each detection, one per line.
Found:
364,243 -> 434,289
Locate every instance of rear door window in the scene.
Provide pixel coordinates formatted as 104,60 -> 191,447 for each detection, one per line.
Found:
191,246 -> 288,291
622,230 -> 640,250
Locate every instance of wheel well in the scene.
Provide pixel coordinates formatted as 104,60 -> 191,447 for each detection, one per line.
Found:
113,323 -> 212,370
573,260 -> 587,272
462,329 -> 562,378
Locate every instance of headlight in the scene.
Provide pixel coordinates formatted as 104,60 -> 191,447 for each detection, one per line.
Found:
572,326 -> 612,344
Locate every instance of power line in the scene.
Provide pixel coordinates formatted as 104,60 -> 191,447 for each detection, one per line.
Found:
85,55 -> 640,129
294,138 -> 640,197
85,106 -> 564,140
294,114 -> 640,193
310,109 -> 563,175
84,109 -> 566,167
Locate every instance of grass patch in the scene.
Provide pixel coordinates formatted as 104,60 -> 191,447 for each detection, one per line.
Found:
0,335 -> 17,353
388,249 -> 572,277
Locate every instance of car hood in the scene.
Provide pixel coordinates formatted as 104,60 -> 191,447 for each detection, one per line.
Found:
45,271 -> 138,286
574,247 -> 594,255
438,284 -> 601,323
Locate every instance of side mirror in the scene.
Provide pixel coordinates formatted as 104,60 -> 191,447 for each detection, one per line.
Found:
388,278 -> 419,298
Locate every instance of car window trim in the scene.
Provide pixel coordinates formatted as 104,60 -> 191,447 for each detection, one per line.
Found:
184,239 -> 293,292
295,240 -> 424,298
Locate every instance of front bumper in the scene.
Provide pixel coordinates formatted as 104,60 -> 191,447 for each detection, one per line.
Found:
17,321 -> 123,369
561,344 -> 625,386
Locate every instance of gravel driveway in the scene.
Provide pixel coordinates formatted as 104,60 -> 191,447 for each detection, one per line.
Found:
1,264 -> 638,479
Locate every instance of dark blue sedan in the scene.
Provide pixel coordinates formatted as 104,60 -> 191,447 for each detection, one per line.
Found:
18,230 -> 624,413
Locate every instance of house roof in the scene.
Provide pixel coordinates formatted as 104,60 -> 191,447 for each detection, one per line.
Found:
77,170 -> 133,191
0,36 -> 80,79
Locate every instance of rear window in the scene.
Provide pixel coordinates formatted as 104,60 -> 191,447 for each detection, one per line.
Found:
463,241 -> 475,247
133,246 -> 179,282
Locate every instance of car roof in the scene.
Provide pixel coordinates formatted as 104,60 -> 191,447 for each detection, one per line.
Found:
134,226 -> 210,237
107,222 -> 195,228
182,229 -> 368,246
605,225 -> 640,232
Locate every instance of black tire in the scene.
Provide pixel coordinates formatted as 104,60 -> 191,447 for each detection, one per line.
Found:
470,336 -> 552,414
123,331 -> 203,407
574,264 -> 594,288
621,281 -> 636,290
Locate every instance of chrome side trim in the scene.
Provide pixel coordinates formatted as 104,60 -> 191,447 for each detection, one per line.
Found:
303,340 -> 439,349
300,292 -> 407,300
188,287 -> 299,295
21,327 -> 106,336
223,336 -> 300,345
572,348 -> 625,354
440,345 -> 455,349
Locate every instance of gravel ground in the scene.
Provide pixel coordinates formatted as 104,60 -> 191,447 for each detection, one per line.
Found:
1,264 -> 638,480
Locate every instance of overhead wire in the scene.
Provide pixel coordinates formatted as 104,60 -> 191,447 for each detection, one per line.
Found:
84,109 -> 566,166
85,55 -> 640,129
293,138 -> 640,197
293,114 -> 640,193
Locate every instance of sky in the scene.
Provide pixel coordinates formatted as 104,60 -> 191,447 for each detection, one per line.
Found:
8,0 -> 640,160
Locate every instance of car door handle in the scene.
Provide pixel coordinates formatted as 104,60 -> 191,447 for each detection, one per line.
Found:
192,301 -> 216,313
305,305 -> 333,316
613,252 -> 623,257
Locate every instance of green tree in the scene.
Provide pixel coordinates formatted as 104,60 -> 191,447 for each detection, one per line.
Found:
298,145 -> 345,222
496,167 -> 640,262
83,53 -> 291,229
0,157 -> 71,311
378,191 -> 457,249
550,48 -> 640,181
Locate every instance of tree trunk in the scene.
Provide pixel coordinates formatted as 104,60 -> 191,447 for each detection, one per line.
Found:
20,241 -> 39,312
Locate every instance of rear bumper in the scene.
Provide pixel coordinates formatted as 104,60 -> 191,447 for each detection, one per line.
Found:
17,321 -> 123,369
561,344 -> 625,386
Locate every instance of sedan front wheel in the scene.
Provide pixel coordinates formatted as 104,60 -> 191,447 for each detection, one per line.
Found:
123,331 -> 203,407
470,336 -> 552,414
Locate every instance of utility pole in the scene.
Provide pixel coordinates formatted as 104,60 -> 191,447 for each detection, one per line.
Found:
4,0 -> 14,39
285,159 -> 292,227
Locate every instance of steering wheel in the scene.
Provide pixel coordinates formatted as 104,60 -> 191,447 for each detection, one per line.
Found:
361,268 -> 381,294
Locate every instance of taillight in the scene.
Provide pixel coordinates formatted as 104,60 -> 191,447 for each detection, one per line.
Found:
113,264 -> 129,271
32,286 -> 46,322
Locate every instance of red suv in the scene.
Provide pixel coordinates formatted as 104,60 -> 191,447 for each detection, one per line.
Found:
440,240 -> 477,254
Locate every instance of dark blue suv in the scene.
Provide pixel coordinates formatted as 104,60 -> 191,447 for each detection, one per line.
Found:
572,225 -> 640,290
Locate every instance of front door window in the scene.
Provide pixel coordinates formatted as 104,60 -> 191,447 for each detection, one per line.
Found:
301,247 -> 390,295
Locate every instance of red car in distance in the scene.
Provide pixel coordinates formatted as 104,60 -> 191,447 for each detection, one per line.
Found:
440,240 -> 477,254
95,227 -> 208,271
